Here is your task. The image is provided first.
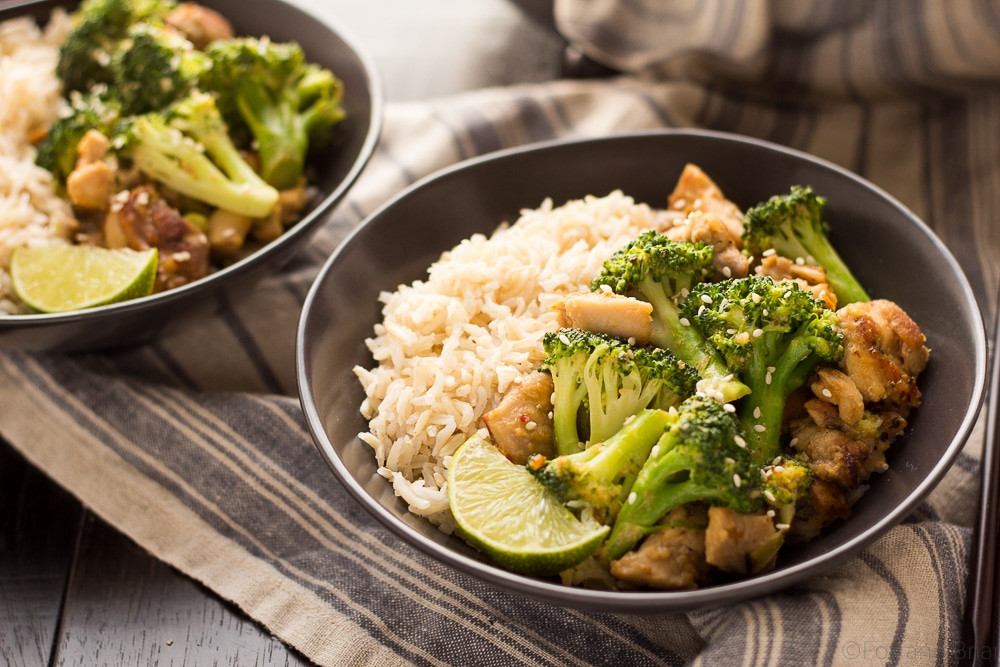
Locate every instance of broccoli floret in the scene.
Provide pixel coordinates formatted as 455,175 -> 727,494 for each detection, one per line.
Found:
527,408 -> 674,524
742,185 -> 870,306
590,231 -> 750,403
35,91 -> 121,183
111,22 -> 207,115
684,275 -> 844,466
121,92 -> 279,218
540,327 -> 699,456
603,395 -> 762,561
56,0 -> 175,94
761,455 -> 813,527
200,36 -> 345,190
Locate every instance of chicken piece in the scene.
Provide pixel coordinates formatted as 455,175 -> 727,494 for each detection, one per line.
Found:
790,398 -> 907,489
104,185 -> 210,292
810,367 -> 864,425
66,129 -> 116,211
755,254 -> 837,309
482,372 -> 555,465
555,291 -> 653,345
788,477 -> 852,542
665,210 -> 749,280
206,208 -> 253,260
704,507 -> 781,575
666,163 -> 745,242
609,506 -> 709,590
76,128 -> 110,164
67,161 -> 114,210
837,299 -> 930,411
164,2 -> 234,48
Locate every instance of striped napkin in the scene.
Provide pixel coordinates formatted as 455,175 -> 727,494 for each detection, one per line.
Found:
2,1 -> 998,664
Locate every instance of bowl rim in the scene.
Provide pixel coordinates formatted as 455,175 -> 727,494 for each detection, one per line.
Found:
0,0 -> 384,330
296,127 -> 987,611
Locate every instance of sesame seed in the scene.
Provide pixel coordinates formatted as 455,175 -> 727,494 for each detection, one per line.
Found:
773,456 -> 783,465
733,474 -> 742,488
754,424 -> 766,432
776,523 -> 791,530
723,403 -> 736,413
673,197 -> 687,209
753,328 -> 764,338
725,457 -> 736,464
751,293 -> 761,304
722,266 -> 732,277
764,490 -> 776,502
680,317 -> 691,327
766,509 -> 776,517
698,304 -> 706,316
763,248 -> 776,257
795,257 -> 805,265
765,371 -> 772,385
822,388 -> 833,398
525,421 -> 537,431
753,406 -> 762,419
727,328 -> 737,335
558,333 -> 571,345
789,437 -> 799,447
734,435 -> 747,448
700,294 -> 712,304
628,492 -> 637,504
650,445 -> 660,458
767,366 -> 776,373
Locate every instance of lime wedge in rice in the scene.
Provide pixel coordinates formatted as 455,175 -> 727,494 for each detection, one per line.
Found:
11,245 -> 158,313
448,433 -> 609,576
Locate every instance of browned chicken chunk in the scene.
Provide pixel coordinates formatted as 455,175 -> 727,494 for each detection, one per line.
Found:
164,2 -> 234,49
789,477 -> 852,542
482,371 -> 555,465
704,506 -> 780,575
810,367 -> 864,425
755,253 -> 837,309
837,299 -> 930,412
555,291 -> 653,345
609,506 -> 709,590
104,185 -> 210,292
790,398 -> 907,490
666,163 -> 745,242
665,210 -> 749,280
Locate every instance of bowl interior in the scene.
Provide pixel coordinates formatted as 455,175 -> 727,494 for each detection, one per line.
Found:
298,129 -> 986,610
0,0 -> 382,350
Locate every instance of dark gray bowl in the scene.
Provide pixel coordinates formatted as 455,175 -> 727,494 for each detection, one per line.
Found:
0,0 -> 382,351
297,129 -> 986,611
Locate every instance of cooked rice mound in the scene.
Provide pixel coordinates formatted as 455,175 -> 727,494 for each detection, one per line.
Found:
354,191 -> 679,525
0,10 -> 74,314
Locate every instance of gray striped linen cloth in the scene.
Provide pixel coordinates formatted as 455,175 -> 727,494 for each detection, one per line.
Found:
2,1 -> 999,664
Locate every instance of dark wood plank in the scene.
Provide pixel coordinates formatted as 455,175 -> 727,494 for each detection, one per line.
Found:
51,514 -> 309,666
0,439 -> 83,667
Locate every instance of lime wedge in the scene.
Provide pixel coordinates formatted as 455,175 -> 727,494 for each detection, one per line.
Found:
448,434 -> 609,576
11,245 -> 158,313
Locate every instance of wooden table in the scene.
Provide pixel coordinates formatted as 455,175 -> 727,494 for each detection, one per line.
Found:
0,1 -> 569,663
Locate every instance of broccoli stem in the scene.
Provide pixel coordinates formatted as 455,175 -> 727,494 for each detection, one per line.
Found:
641,274 -> 749,403
802,235 -> 869,306
739,334 -> 819,466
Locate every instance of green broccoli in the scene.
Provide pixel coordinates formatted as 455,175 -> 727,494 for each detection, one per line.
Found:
590,231 -> 751,404
200,36 -> 345,190
761,455 -> 813,527
526,408 -> 675,524
683,275 -> 844,466
540,327 -> 699,456
603,394 -> 762,561
742,185 -> 870,306
111,22 -> 208,115
120,92 -> 279,218
35,91 -> 121,183
56,0 -> 175,94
